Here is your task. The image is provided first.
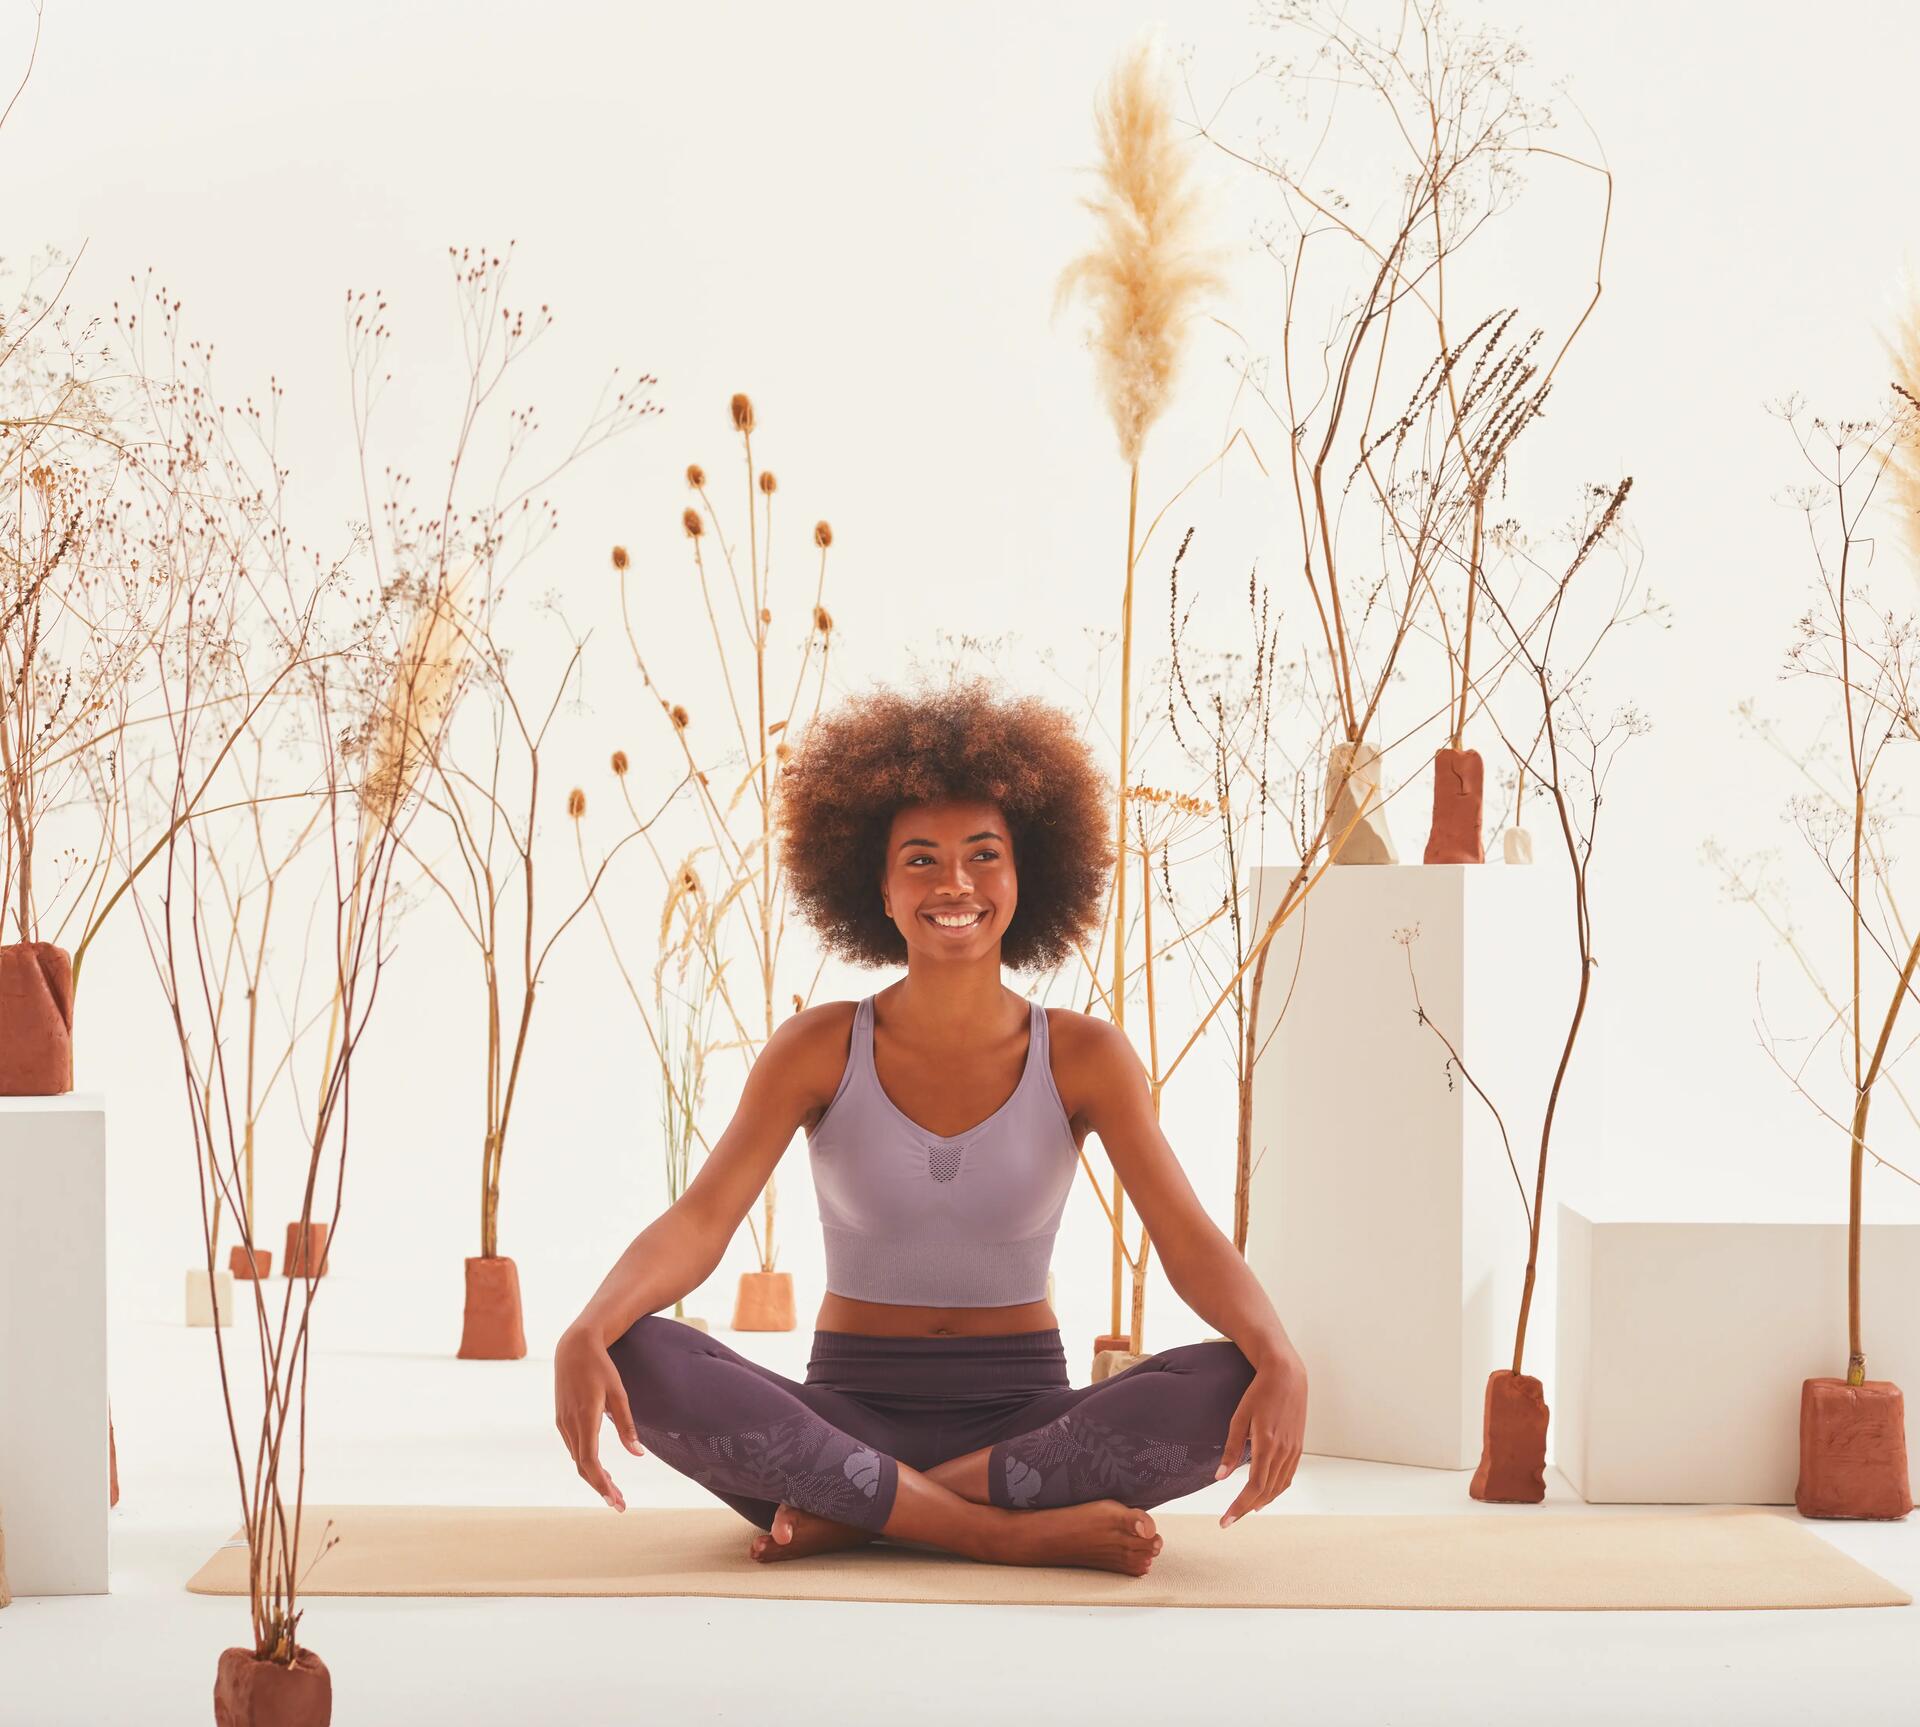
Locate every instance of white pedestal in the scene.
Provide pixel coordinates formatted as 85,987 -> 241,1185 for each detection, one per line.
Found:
1556,1204 -> 1920,1504
1246,862 -> 1586,1468
0,1095 -> 109,1595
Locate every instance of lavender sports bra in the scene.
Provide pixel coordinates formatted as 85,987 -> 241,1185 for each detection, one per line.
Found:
804,993 -> 1079,1306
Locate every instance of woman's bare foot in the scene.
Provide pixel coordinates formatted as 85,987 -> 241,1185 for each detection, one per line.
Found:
998,1499 -> 1163,1575
748,1501 -> 877,1563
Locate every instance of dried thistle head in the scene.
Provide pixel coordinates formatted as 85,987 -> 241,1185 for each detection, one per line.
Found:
813,603 -> 834,635
686,463 -> 705,488
730,393 -> 755,434
671,702 -> 690,730
567,787 -> 587,819
683,507 -> 704,539
814,520 -> 833,549
611,748 -> 629,776
759,470 -> 778,495
1056,33 -> 1226,466
611,544 -> 629,572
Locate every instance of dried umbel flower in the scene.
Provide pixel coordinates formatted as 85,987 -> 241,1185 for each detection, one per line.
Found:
759,470 -> 778,495
671,703 -> 690,730
567,787 -> 587,820
814,521 -> 833,549
686,463 -> 706,488
610,545 -> 629,572
813,604 -> 833,635
731,393 -> 755,434
611,749 -> 629,776
683,507 -> 704,539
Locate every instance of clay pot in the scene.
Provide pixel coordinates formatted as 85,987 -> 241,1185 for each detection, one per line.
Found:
1795,1377 -> 1913,1520
1423,747 -> 1485,865
281,1222 -> 330,1278
1501,828 -> 1534,865
1468,1369 -> 1549,1503
457,1255 -> 527,1359
214,1645 -> 332,1727
731,1270 -> 796,1331
0,941 -> 74,1096
230,1244 -> 274,1280
186,1268 -> 234,1327
1325,740 -> 1396,864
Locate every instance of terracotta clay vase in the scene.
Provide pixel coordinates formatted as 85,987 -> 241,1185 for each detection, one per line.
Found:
457,1255 -> 527,1359
281,1222 -> 330,1279
731,1270 -> 796,1331
0,940 -> 74,1095
230,1244 -> 274,1280
214,1645 -> 332,1727
1423,747 -> 1485,865
1324,740 -> 1397,864
1795,1378 -> 1913,1520
1468,1369 -> 1549,1503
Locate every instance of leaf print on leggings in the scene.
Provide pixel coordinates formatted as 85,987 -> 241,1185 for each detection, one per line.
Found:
634,1409 -> 898,1532
995,1410 -> 1224,1511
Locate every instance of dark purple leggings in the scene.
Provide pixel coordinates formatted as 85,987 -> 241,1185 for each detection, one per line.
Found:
607,1317 -> 1257,1534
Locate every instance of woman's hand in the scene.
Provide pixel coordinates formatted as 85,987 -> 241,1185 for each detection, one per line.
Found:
1214,1347 -> 1308,1528
554,1323 -> 646,1512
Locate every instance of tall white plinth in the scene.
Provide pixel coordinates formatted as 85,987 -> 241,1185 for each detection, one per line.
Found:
1246,862 -> 1581,1469
0,1094 -> 109,1595
1557,1205 -> 1920,1504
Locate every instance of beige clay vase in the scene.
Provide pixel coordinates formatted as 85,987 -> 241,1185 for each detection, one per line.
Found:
668,1312 -> 711,1334
458,1255 -> 528,1359
186,1268 -> 234,1327
731,1270 -> 795,1330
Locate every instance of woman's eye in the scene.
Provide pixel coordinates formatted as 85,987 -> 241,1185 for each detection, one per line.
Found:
910,851 -> 997,864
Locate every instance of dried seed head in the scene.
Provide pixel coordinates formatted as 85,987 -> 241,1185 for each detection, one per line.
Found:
686,463 -> 705,488
730,393 -> 755,433
813,520 -> 832,549
682,507 -> 703,539
611,749 -> 629,776
567,787 -> 587,820
759,606 -> 771,624
775,740 -> 793,764
671,703 -> 690,730
813,604 -> 833,635
610,544 -> 629,572
759,470 -> 777,495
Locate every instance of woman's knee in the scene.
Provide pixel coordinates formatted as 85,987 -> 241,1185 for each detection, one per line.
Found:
605,1313 -> 706,1413
1158,1337 -> 1259,1397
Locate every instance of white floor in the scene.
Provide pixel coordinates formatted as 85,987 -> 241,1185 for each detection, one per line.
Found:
6,1280 -> 1918,1727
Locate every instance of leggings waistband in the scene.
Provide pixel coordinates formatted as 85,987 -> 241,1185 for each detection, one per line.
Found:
805,1326 -> 1068,1397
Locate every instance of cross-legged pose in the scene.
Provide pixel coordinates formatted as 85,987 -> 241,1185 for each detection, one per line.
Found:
554,681 -> 1309,1575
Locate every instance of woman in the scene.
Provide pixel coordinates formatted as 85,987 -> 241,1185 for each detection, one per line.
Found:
554,679 -> 1308,1575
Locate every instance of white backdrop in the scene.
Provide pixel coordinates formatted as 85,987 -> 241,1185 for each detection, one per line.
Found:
10,1 -> 1920,1403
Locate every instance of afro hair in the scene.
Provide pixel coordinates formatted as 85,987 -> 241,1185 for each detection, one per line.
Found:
773,675 -> 1114,974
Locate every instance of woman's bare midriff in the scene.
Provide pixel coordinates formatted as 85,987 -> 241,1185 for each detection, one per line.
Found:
814,1292 -> 1059,1337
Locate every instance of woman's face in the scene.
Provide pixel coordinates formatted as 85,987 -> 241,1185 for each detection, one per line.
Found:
878,798 -> 1017,960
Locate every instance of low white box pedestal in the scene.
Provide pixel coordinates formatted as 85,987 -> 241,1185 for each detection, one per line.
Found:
0,1094 -> 109,1595
1245,862 -> 1583,1469
1557,1204 -> 1920,1504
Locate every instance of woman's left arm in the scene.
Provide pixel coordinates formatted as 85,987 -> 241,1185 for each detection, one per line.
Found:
1075,1016 -> 1308,1521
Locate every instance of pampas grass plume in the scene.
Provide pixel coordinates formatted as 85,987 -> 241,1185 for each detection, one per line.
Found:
1057,33 -> 1225,466
359,564 -> 473,818
1886,272 -> 1920,574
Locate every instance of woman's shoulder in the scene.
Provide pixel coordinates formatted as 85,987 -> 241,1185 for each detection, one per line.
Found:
776,998 -> 864,1128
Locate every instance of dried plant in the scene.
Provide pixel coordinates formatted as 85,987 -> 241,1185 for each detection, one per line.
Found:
1716,396 -> 1920,1387
353,247 -> 660,1290
604,396 -> 839,1277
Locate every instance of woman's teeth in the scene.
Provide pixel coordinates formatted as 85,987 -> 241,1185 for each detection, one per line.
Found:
928,911 -> 983,928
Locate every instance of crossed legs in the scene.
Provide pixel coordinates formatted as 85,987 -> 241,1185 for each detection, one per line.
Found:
607,1317 -> 1255,1573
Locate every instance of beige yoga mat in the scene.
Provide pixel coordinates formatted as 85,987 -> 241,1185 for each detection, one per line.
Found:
184,1504 -> 1911,1610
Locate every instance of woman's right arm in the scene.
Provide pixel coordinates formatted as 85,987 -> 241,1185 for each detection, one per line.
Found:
554,1008 -> 831,1507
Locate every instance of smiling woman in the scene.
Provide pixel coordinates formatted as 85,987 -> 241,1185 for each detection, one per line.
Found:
555,674 -> 1308,1577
